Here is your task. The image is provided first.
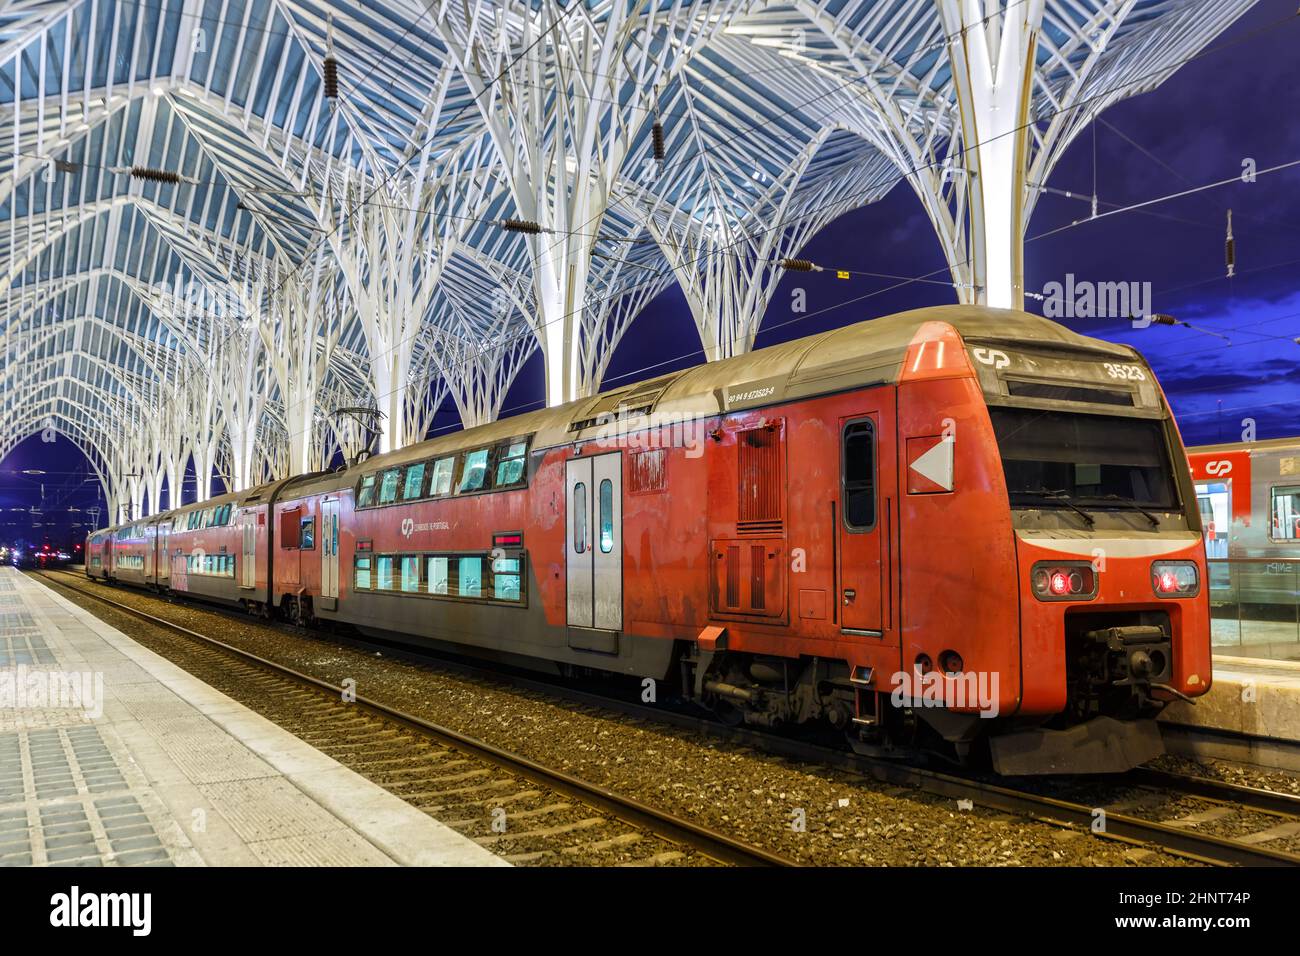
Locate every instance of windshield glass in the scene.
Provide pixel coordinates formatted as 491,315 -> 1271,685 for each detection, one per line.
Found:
988,408 -> 1178,510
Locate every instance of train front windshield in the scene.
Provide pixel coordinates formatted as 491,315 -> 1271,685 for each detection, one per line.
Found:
989,408 -> 1179,511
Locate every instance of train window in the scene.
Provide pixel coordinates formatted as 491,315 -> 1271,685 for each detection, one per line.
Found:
402,462 -> 427,500
376,556 -> 394,590
429,457 -> 455,497
599,479 -> 614,553
493,556 -> 521,602
378,469 -> 402,505
573,482 -> 587,553
989,409 -> 1177,511
842,420 -> 876,531
458,557 -> 483,597
458,449 -> 490,494
354,556 -> 372,590
300,517 -> 315,550
400,555 -> 421,592
495,441 -> 528,487
426,556 -> 449,595
357,475 -> 377,508
1271,486 -> 1300,542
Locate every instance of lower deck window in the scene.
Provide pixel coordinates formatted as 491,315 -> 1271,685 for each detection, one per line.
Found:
356,551 -> 524,604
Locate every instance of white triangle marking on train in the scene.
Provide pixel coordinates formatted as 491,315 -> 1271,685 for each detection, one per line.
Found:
910,437 -> 954,491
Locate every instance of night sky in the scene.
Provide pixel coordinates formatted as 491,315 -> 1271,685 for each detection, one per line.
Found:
4,0 -> 1298,546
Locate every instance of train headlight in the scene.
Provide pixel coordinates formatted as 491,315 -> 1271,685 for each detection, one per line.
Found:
1031,561 -> 1098,601
1152,560 -> 1199,597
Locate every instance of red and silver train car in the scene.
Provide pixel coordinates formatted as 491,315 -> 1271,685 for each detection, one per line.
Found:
88,305 -> 1212,773
1188,436 -> 1300,608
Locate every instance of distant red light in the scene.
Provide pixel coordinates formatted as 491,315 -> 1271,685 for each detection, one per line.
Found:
1049,572 -> 1070,595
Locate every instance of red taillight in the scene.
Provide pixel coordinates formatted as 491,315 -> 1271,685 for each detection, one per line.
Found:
1151,561 -> 1199,597
1032,562 -> 1099,601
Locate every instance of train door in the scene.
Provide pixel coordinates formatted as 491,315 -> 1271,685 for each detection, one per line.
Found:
565,453 -> 623,636
239,510 -> 257,589
837,414 -> 885,637
157,524 -> 170,586
320,498 -> 340,607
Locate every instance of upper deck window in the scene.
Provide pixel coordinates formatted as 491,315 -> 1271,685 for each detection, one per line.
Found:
377,468 -> 401,505
429,457 -> 455,496
495,441 -> 528,487
357,474 -> 377,507
402,463 -> 427,500
458,449 -> 490,494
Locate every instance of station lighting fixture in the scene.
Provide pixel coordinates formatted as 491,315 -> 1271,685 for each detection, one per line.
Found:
1225,209 -> 1235,278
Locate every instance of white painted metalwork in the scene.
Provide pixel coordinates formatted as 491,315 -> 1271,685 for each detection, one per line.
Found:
0,0 -> 1255,517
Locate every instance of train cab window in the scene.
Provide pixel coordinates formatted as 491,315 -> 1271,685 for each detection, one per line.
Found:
599,479 -> 614,553
378,469 -> 402,505
458,449 -> 490,494
573,482 -> 588,553
354,556 -> 372,590
376,556 -> 394,590
842,420 -> 876,531
357,475 -> 377,508
495,441 -> 528,487
402,463 -> 427,500
400,556 -> 421,592
300,517 -> 315,550
429,457 -> 455,497
426,556 -> 449,595
493,556 -> 522,602
1271,486 -> 1300,542
458,557 -> 483,597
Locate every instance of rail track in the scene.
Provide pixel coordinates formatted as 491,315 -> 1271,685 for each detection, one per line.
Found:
35,570 -> 794,867
43,569 -> 1300,867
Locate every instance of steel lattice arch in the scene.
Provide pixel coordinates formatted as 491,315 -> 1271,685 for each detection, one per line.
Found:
0,0 -> 1256,520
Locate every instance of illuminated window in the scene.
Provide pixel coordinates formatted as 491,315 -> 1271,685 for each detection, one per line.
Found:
1272,486 -> 1300,542
401,556 -> 420,592
458,450 -> 489,494
599,479 -> 614,553
495,441 -> 528,487
357,474 -> 377,507
354,556 -> 372,589
403,463 -> 427,500
426,556 -> 449,595
378,469 -> 401,505
429,457 -> 455,496
376,556 -> 394,590
493,557 -> 521,601
458,557 -> 482,597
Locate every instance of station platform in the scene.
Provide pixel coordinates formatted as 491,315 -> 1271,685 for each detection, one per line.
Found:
1160,656 -> 1300,772
0,568 -> 506,867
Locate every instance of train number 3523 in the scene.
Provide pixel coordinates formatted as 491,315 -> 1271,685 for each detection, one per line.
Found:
1102,362 -> 1146,381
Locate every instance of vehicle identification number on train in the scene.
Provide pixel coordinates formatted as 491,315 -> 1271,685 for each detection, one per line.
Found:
1102,362 -> 1146,381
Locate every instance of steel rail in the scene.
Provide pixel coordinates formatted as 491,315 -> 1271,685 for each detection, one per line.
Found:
36,571 -> 797,868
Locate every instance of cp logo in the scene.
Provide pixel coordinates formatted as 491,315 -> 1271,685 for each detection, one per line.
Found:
1205,460 -> 1233,477
401,518 -> 414,538
972,348 -> 1010,369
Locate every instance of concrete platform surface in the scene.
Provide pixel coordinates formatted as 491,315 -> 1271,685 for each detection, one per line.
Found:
1160,655 -> 1300,771
0,568 -> 507,867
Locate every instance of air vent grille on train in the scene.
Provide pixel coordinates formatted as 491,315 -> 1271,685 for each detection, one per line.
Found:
737,426 -> 782,530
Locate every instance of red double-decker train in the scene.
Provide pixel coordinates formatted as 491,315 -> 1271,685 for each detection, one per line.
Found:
86,305 -> 1212,774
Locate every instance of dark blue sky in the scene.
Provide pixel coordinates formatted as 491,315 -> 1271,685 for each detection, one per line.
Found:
4,0 -> 1297,544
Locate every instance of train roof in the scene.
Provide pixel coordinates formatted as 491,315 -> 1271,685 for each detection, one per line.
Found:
93,304 -> 1146,522
326,304 -> 1139,479
1187,436 -> 1300,455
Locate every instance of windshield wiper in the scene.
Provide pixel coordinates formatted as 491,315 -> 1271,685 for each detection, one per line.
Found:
1082,493 -> 1161,527
1016,488 -> 1096,527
